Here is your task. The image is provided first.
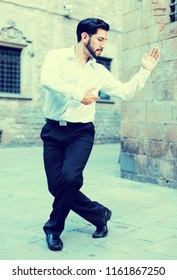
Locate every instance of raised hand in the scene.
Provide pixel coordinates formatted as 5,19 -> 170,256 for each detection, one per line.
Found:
141,47 -> 160,71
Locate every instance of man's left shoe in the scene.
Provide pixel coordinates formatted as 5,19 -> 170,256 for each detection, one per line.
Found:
46,233 -> 63,251
92,209 -> 112,238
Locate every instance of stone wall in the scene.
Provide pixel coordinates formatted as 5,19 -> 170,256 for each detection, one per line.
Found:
121,0 -> 177,187
0,0 -> 122,146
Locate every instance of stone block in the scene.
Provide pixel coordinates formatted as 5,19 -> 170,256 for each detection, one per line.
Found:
121,122 -> 138,138
122,47 -> 143,69
121,138 -> 141,155
147,140 -> 168,158
146,101 -> 174,124
151,61 -> 176,83
132,82 -> 155,102
136,123 -> 148,139
134,174 -> 159,185
124,10 -> 142,32
121,101 -> 146,123
175,81 -> 177,101
172,162 -> 177,181
123,28 -> 149,50
161,37 -> 177,61
123,0 -> 141,14
165,181 -> 177,189
160,160 -> 177,182
136,155 -> 160,177
120,152 -> 136,173
153,81 -> 175,101
161,21 -> 177,40
147,24 -> 162,43
120,170 -> 135,181
169,143 -> 177,159
145,123 -> 165,141
172,103 -> 177,122
165,124 -> 177,142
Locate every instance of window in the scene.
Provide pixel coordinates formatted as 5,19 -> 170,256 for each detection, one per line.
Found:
96,56 -> 112,100
0,130 -> 2,143
0,46 -> 22,94
0,22 -> 33,99
170,0 -> 177,22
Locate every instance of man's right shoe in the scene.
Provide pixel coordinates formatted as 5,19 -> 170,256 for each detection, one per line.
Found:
92,209 -> 112,238
46,233 -> 63,251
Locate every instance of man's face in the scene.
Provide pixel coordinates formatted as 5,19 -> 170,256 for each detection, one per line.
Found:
85,28 -> 108,59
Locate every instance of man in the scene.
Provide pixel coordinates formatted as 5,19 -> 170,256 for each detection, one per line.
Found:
40,18 -> 160,251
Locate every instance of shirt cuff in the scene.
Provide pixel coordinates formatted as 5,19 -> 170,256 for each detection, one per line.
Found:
139,66 -> 151,77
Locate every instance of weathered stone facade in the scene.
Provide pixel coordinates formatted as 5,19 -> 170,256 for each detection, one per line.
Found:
0,0 -> 122,146
1,0 -> 176,189
121,0 -> 177,188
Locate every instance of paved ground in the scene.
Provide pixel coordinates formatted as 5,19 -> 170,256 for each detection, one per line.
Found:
1,143 -> 177,260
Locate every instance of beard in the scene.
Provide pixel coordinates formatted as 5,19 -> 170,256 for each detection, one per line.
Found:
85,39 -> 103,59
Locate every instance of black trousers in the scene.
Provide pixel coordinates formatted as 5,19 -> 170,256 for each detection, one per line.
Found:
40,121 -> 107,236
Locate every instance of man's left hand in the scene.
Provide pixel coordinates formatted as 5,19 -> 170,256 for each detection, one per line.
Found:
141,47 -> 160,71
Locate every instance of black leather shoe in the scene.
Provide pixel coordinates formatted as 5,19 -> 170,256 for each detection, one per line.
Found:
92,209 -> 112,238
46,233 -> 63,251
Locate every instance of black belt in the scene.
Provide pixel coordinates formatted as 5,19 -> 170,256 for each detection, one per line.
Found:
45,118 -> 89,127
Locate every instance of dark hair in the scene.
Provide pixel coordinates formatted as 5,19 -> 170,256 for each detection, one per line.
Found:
76,18 -> 109,42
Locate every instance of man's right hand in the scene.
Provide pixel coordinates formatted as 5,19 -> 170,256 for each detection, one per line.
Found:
81,88 -> 100,105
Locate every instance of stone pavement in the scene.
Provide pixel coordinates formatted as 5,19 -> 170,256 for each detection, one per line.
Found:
0,143 -> 177,260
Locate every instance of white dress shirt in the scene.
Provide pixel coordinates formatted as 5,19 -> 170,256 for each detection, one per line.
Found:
41,46 -> 151,123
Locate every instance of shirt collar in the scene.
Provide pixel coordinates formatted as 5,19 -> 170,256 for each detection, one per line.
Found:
69,46 -> 96,68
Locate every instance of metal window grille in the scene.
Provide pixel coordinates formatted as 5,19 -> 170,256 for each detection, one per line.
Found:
96,57 -> 112,100
0,45 -> 21,94
0,130 -> 2,143
170,0 -> 177,22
